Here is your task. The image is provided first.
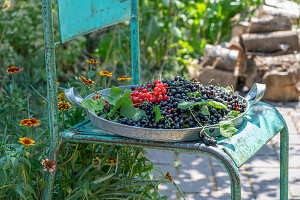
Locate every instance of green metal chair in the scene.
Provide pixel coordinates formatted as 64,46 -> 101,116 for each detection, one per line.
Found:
41,0 -> 289,199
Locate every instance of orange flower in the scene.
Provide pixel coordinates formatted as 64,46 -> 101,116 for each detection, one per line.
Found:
86,59 -> 98,64
19,118 -> 40,127
99,70 -> 112,77
58,91 -> 66,101
106,157 -> 119,165
19,137 -> 35,146
117,75 -> 132,81
165,172 -> 173,182
6,66 -> 21,74
79,76 -> 94,85
58,101 -> 72,111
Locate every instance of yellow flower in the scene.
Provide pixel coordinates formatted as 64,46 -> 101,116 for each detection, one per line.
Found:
6,66 -> 21,74
19,137 -> 35,146
58,101 -> 72,111
99,70 -> 112,77
19,118 -> 40,127
42,100 -> 46,103
79,76 -> 94,85
58,91 -> 66,101
106,157 -> 119,165
93,157 -> 101,167
117,75 -> 132,81
57,82 -> 60,87
86,59 -> 98,64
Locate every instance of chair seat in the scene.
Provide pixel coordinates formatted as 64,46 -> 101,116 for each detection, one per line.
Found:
60,102 -> 286,168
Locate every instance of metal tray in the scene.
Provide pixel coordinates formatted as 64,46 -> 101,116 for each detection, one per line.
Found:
65,83 -> 266,142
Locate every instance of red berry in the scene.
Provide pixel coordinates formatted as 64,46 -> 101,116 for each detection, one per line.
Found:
142,89 -> 148,93
147,83 -> 151,88
132,97 -> 138,103
154,91 -> 159,97
149,97 -> 154,102
163,95 -> 168,101
163,83 -> 168,88
235,105 -> 239,111
162,88 -> 167,94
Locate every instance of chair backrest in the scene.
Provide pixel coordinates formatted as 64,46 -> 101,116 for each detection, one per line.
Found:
41,0 -> 140,168
57,0 -> 130,43
56,0 -> 140,84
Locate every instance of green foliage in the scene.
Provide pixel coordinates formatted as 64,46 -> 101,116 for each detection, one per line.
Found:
178,100 -> 226,110
81,99 -> 105,114
0,74 -> 169,199
153,106 -> 163,122
219,121 -> 237,137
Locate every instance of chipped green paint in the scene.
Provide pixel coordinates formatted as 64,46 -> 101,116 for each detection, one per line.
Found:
42,0 -> 60,199
130,0 -> 140,85
57,0 -> 131,43
280,126 -> 289,200
220,102 -> 286,167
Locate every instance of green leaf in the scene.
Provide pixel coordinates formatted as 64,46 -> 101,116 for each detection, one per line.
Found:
81,99 -> 105,114
200,105 -> 210,115
219,121 -> 237,138
206,101 -> 226,109
195,92 -> 203,98
178,101 -> 196,110
178,101 -> 204,110
122,89 -> 131,98
186,93 -> 191,97
120,97 -> 136,118
154,106 -> 163,122
107,86 -> 123,105
227,110 -> 240,118
133,109 -> 147,121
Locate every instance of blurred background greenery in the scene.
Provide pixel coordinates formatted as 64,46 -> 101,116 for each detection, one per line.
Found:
1,0 -> 261,96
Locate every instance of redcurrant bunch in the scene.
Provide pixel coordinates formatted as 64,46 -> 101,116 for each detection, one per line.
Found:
129,80 -> 169,104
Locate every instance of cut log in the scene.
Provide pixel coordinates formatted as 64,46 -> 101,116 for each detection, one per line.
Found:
244,54 -> 300,102
204,44 -> 239,72
249,16 -> 292,33
241,30 -> 300,53
257,5 -> 299,23
264,0 -> 300,21
231,21 -> 249,37
262,71 -> 300,102
197,67 -> 239,88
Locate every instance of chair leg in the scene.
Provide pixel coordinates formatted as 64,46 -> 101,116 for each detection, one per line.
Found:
280,126 -> 289,200
205,149 -> 241,200
225,159 -> 241,200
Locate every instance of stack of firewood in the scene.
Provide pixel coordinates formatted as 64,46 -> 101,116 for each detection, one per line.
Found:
189,0 -> 300,102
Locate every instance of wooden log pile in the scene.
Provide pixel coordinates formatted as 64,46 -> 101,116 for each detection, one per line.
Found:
189,0 -> 300,102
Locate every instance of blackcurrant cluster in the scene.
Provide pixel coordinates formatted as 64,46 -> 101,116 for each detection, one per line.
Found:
199,132 -> 217,146
116,76 -> 246,130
